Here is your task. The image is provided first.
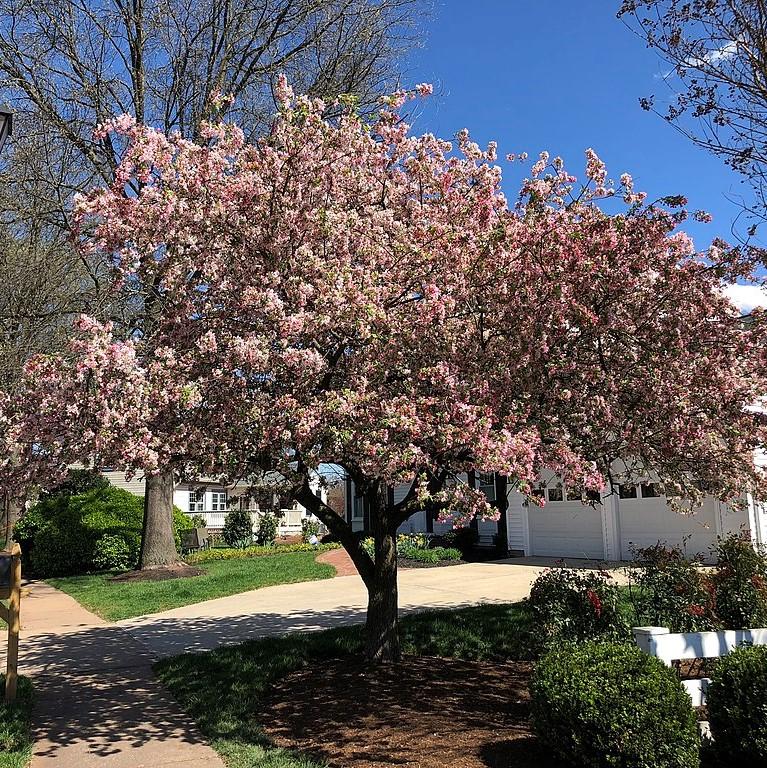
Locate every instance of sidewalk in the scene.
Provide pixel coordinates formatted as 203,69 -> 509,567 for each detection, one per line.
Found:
4,581 -> 224,768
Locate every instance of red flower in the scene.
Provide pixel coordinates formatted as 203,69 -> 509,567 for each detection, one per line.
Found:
686,604 -> 705,617
586,589 -> 602,618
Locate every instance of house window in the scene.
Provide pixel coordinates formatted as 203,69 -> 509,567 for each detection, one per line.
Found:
566,488 -> 582,501
619,484 -> 638,499
547,485 -> 563,502
210,491 -> 228,512
352,495 -> 365,520
640,483 -> 659,498
476,472 -> 496,503
189,488 -> 205,513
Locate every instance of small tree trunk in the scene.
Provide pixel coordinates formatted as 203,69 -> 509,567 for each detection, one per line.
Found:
365,523 -> 401,662
2,494 -> 22,547
139,470 -> 179,569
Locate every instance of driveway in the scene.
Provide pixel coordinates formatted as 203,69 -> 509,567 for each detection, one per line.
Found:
118,558 -> 623,658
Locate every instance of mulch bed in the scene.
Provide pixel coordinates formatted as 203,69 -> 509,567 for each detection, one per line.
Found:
108,562 -> 204,582
262,656 -> 545,768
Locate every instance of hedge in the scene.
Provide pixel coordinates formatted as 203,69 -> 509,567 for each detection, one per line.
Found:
185,541 -> 341,564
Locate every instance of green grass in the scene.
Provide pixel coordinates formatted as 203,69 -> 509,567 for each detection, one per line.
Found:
48,551 -> 336,622
155,602 -> 534,768
0,676 -> 33,768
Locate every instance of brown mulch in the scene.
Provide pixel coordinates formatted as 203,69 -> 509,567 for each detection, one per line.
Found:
108,562 -> 204,582
262,656 -> 544,768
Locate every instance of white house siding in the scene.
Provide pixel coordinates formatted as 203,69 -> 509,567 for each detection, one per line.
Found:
102,470 -> 147,496
616,495 -> 749,563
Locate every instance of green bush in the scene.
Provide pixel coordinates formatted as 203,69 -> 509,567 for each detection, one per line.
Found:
255,511 -> 280,546
0,674 -> 33,756
441,526 -> 477,555
44,468 -> 110,497
222,508 -> 253,548
530,641 -> 700,768
707,644 -> 767,763
301,518 -> 321,543
186,513 -> 208,529
21,486 -> 189,577
528,568 -> 628,645
400,547 -> 461,564
185,541 -> 340,564
629,543 -> 715,632
711,531 -> 767,629
92,533 -> 135,571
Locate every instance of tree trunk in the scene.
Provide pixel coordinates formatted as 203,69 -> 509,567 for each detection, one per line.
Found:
365,521 -> 401,662
2,494 -> 22,547
139,470 -> 179,569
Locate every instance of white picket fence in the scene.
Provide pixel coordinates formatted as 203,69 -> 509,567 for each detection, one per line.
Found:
633,625 -> 767,707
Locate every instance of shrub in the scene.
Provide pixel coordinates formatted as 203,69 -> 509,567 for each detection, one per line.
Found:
528,568 -> 627,645
301,518 -> 321,543
222,508 -> 253,549
711,531 -> 767,629
44,468 -> 110,497
441,526 -> 477,556
21,486 -> 189,576
530,641 -> 700,768
255,511 -> 280,546
707,644 -> 767,763
185,541 -> 340,564
400,547 -> 461,564
186,513 -> 208,529
629,542 -> 715,632
92,534 -> 135,571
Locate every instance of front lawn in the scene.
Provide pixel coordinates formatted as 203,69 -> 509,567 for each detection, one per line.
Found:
0,676 -> 34,768
155,603 -> 539,768
48,551 -> 336,621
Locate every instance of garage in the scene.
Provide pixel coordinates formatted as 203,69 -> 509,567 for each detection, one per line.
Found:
617,486 -> 721,562
528,494 -> 605,559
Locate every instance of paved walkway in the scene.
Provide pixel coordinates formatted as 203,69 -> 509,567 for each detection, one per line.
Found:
118,559 -> 562,658
4,581 -> 224,768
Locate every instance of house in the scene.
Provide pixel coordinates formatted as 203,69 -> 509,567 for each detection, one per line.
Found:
102,469 -> 326,537
345,469 -> 767,562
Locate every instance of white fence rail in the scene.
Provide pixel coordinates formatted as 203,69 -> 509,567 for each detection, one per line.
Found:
192,509 -> 308,536
633,626 -> 767,707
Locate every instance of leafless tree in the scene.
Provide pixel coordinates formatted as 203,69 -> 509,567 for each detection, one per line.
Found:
619,0 -> 767,232
0,0 -> 424,565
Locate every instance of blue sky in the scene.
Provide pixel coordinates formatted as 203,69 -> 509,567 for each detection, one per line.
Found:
405,1 -> 754,268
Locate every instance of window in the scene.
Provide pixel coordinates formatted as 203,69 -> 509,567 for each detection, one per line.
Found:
566,488 -> 582,501
352,495 -> 365,520
189,488 -> 205,513
476,472 -> 496,503
547,485 -> 563,502
210,491 -> 228,512
619,484 -> 638,499
640,483 -> 659,498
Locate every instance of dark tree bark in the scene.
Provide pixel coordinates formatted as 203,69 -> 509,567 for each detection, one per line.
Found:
1,493 -> 22,547
365,487 -> 401,662
139,470 -> 180,568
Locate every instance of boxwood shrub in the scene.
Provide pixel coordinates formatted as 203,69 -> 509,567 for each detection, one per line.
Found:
15,486 -> 189,576
707,644 -> 767,763
185,541 -> 340,564
530,641 -> 700,768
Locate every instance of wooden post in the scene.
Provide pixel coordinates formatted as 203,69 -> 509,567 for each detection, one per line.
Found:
0,543 -> 21,703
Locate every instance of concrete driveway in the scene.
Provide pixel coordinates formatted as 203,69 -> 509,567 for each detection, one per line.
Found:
118,559 -> 565,658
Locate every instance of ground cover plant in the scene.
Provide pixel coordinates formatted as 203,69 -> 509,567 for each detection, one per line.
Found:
0,675 -> 33,768
48,550 -> 335,621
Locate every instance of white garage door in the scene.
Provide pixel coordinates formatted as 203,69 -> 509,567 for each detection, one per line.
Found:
618,496 -> 720,562
528,501 -> 604,559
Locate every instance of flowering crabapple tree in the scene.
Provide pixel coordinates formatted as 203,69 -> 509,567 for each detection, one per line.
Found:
11,78 -> 767,661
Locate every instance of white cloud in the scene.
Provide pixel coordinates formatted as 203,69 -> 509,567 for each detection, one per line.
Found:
723,283 -> 767,313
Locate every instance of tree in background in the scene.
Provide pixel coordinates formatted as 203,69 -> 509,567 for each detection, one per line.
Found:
11,83 -> 767,661
0,0 -> 423,562
619,0 -> 767,232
